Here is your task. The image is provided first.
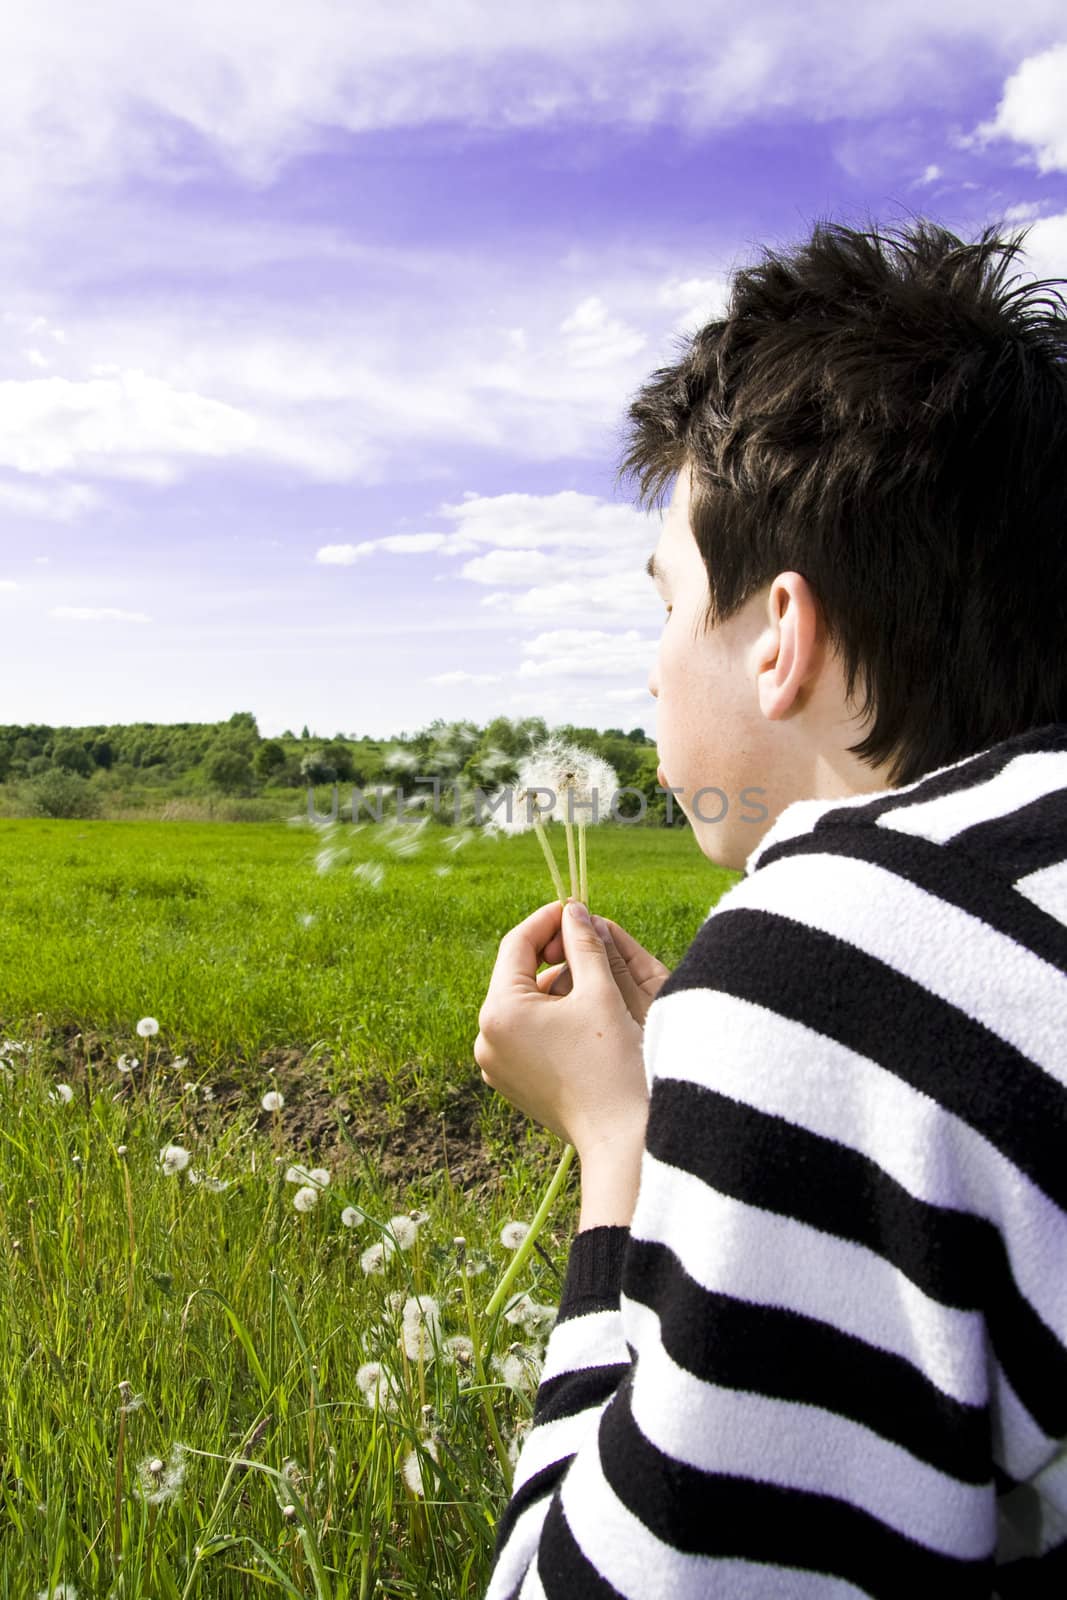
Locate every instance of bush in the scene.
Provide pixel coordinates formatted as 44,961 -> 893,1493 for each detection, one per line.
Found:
27,769 -> 102,819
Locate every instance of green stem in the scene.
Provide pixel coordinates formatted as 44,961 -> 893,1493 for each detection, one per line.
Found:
578,821 -> 588,908
461,1266 -> 514,1497
562,800 -> 578,902
484,1143 -> 576,1326
531,813 -> 566,903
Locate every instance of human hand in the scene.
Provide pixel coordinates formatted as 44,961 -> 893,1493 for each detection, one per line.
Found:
474,899 -> 650,1163
537,912 -> 671,1025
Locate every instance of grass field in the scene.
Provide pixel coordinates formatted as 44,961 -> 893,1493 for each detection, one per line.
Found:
0,813 -> 736,1598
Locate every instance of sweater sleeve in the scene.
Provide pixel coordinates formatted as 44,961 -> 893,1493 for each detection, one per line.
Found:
485,1224 -> 632,1600
483,829 -> 1067,1598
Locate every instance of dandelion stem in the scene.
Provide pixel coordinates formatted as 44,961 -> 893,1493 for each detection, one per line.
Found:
460,1261 -> 513,1497
530,813 -> 566,903
562,800 -> 579,902
484,1142 -> 575,1328
578,820 -> 588,907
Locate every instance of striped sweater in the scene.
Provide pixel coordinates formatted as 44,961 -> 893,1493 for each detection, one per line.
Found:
486,721 -> 1067,1599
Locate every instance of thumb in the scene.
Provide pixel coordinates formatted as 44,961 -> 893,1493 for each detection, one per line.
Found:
560,900 -> 614,990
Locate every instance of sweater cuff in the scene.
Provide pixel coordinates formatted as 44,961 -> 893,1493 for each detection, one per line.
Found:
558,1225 -> 629,1318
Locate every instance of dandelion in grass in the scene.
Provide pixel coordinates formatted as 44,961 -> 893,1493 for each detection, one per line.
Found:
187,1169 -> 231,1191
361,1240 -> 392,1275
159,1144 -> 191,1176
136,1017 -> 159,1039
284,1163 -> 330,1187
445,1333 -> 474,1367
356,1360 -> 399,1413
261,1090 -> 285,1112
340,1205 -> 361,1228
116,1053 -> 138,1074
37,1585 -> 77,1600
133,1441 -> 188,1506
401,1293 -> 441,1362
172,1055 -> 188,1070
504,1293 -> 558,1338
49,1083 -> 73,1105
402,1436 -> 439,1498
292,1185 -> 319,1213
500,1220 -> 530,1250
386,1213 -> 420,1251
491,1342 -> 544,1393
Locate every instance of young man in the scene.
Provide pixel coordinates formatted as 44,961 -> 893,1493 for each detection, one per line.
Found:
474,217 -> 1067,1597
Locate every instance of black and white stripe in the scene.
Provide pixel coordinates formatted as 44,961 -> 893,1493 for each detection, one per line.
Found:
485,723 -> 1067,1599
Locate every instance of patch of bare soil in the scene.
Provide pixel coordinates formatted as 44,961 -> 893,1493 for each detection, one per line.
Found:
39,1026 -> 532,1197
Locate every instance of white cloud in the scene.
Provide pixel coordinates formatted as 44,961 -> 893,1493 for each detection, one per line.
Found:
1003,200 -> 1046,222
915,163 -> 942,185
483,569 -> 653,620
0,370 -> 366,483
459,549 -> 553,585
0,579 -> 19,591
427,669 -> 502,685
50,605 -> 151,622
560,296 -> 647,369
2,0 -> 1065,213
1014,210 -> 1067,284
0,477 -> 103,520
316,532 -> 449,564
976,43 -> 1067,173
517,627 -> 655,679
656,274 -> 732,337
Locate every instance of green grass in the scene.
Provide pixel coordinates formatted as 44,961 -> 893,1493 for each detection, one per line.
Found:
0,814 -> 738,1597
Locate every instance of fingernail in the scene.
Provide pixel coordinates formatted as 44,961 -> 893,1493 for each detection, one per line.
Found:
567,900 -> 591,923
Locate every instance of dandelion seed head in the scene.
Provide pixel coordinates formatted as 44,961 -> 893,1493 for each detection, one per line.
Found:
261,1090 -> 285,1112
360,1241 -> 391,1275
116,1053 -> 138,1073
134,1441 -> 187,1505
340,1206 -> 361,1228
159,1144 -> 191,1176
446,1334 -> 474,1366
36,1584 -> 77,1600
401,1293 -> 441,1362
355,1360 -> 399,1411
172,1055 -> 189,1070
284,1164 -> 329,1187
116,1144 -> 128,1157
500,1220 -> 530,1250
183,1082 -> 199,1097
187,1169 -> 231,1191
282,1503 -> 298,1520
401,1437 -> 438,1497
136,1017 -> 160,1038
292,1185 -> 319,1213
387,1214 -> 419,1251
49,1083 -> 73,1105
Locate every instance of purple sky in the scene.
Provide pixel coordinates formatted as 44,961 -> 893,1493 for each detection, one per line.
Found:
1,4 -> 1066,739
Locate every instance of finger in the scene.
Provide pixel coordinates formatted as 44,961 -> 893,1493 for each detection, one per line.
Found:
558,901 -> 616,995
594,917 -> 670,998
484,900 -> 565,1002
536,961 -> 572,996
591,916 -> 645,1016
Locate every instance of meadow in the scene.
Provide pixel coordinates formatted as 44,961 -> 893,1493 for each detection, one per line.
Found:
0,810 -> 735,1598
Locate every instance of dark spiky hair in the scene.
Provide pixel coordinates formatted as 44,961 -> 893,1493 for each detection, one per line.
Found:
614,217 -> 1067,787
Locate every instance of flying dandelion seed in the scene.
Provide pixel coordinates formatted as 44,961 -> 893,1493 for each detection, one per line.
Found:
352,861 -> 386,888
159,1144 -> 191,1176
261,1090 -> 285,1112
136,1017 -> 160,1038
187,1169 -> 231,1191
49,1083 -> 74,1105
292,1185 -> 319,1213
401,1437 -> 439,1497
500,1220 -> 530,1250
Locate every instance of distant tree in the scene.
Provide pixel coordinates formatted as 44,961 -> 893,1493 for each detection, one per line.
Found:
254,740 -> 287,781
90,737 -> 114,769
228,711 -> 260,738
300,749 -> 337,784
204,747 -> 254,795
280,729 -> 296,741
29,769 -> 102,819
627,726 -> 649,744
300,725 -> 311,741
320,740 -> 355,781
51,737 -> 93,776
